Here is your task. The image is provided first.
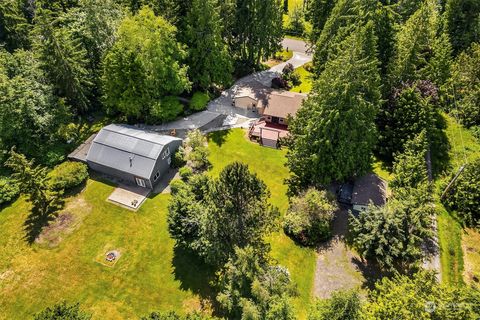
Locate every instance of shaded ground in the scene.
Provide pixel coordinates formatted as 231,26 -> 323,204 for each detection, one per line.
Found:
314,208 -> 366,298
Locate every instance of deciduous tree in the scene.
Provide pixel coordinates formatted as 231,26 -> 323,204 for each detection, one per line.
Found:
101,6 -> 190,122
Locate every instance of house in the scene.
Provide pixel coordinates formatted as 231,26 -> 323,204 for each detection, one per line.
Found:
238,89 -> 307,148
351,173 -> 388,212
234,88 -> 306,125
84,124 -> 182,189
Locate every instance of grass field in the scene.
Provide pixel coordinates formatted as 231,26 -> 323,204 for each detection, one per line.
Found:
0,128 -> 316,319
207,129 -> 317,319
0,182 -> 205,319
291,65 -> 313,94
436,114 -> 480,286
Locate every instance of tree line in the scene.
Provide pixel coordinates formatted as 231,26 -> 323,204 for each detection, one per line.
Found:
0,0 -> 284,165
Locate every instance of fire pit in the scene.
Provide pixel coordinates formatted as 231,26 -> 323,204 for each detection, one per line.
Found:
105,250 -> 119,262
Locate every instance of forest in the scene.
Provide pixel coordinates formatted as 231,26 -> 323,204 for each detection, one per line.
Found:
1,0 -> 480,319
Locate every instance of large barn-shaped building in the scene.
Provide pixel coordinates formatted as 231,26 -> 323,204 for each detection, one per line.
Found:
85,124 -> 182,189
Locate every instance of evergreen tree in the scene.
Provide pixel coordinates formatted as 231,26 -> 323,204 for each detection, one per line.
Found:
390,131 -> 429,191
33,301 -> 91,320
185,0 -> 232,90
0,49 -> 68,160
377,80 -> 449,171
307,0 -> 336,44
101,6 -> 190,122
0,0 -> 30,51
388,0 -> 440,86
448,43 -> 480,127
362,271 -> 480,319
33,10 -> 92,113
232,0 -> 284,70
444,0 -> 480,55
312,0 -> 378,75
287,23 -> 381,191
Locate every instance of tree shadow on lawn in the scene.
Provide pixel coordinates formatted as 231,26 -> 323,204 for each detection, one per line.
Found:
172,246 -> 222,313
208,130 -> 231,148
23,210 -> 57,244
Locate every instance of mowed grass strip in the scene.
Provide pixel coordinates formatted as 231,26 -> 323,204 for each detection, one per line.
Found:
0,180 -> 201,320
207,129 -> 317,320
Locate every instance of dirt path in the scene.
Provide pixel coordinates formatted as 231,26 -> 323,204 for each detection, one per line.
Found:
313,208 -> 366,298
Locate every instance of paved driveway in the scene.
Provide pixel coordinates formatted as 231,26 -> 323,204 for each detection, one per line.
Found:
145,39 -> 312,133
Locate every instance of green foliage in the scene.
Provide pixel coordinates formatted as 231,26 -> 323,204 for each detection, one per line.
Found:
62,0 -> 124,72
217,246 -> 297,319
307,0 -> 336,43
362,271 -> 480,319
391,131 -> 429,191
231,0 -> 284,68
6,151 -> 64,236
442,158 -> 480,226
101,6 -> 190,121
283,188 -> 337,246
287,23 -> 381,191
171,146 -> 187,168
286,3 -> 306,36
377,81 -> 449,172
47,161 -> 88,191
350,190 -> 434,272
0,0 -> 30,51
141,311 -> 218,320
388,0 -> 441,85
0,177 -> 20,205
178,166 -> 193,182
33,10 -> 93,113
168,162 -> 279,266
444,0 -> 480,55
185,0 -> 233,89
189,92 -> 210,111
308,290 -> 361,320
312,0 -> 378,75
448,43 -> 480,127
0,49 -> 69,160
149,96 -> 184,123
169,179 -> 186,195
33,301 -> 91,320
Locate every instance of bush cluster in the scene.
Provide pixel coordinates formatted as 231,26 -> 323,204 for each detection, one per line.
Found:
189,92 -> 210,111
47,161 -> 89,191
0,177 -> 20,205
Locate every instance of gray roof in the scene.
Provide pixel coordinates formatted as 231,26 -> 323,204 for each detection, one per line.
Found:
86,124 -> 181,179
352,174 -> 388,206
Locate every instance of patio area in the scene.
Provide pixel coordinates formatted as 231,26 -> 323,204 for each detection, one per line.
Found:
249,120 -> 289,148
107,184 -> 151,211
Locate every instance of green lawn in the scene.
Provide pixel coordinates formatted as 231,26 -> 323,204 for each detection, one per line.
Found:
436,114 -> 480,286
207,129 -> 317,319
0,181 -> 205,319
291,65 -> 313,94
0,128 -> 316,319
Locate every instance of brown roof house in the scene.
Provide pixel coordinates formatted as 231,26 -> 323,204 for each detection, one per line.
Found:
351,173 -> 388,213
236,89 -> 306,148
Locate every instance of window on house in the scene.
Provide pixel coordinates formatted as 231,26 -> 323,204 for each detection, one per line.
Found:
162,147 -> 170,160
153,171 -> 161,181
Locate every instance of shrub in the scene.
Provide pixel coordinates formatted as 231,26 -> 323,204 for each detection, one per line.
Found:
442,158 -> 480,226
308,290 -> 361,320
188,146 -> 210,171
0,177 -> 20,205
282,63 -> 295,75
149,96 -> 183,123
179,166 -> 193,181
170,179 -> 186,195
171,146 -> 187,168
283,188 -> 337,246
33,301 -> 91,320
186,129 -> 207,150
47,161 -> 89,191
189,92 -> 210,111
271,77 -> 289,89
